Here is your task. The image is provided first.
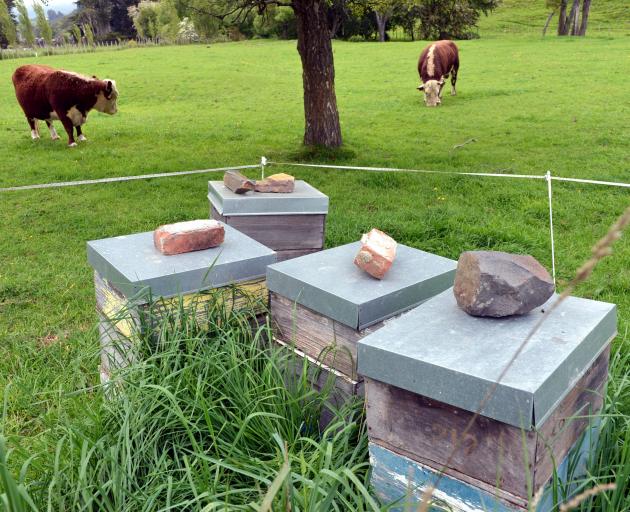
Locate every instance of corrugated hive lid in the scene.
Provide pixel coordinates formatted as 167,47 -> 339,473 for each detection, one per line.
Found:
358,289 -> 617,428
208,180 -> 329,216
267,242 -> 456,330
87,223 -> 276,298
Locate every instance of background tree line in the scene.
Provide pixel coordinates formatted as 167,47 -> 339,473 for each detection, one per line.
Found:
2,0 -> 504,47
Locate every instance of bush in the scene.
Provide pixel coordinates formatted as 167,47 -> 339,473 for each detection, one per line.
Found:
253,6 -> 297,39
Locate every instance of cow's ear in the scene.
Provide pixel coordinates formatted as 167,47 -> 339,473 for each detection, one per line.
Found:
106,80 -> 113,93
438,77 -> 445,85
417,84 -> 425,91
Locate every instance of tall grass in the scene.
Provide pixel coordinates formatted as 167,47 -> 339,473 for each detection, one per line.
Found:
1,285 -> 630,510
1,290 -> 379,511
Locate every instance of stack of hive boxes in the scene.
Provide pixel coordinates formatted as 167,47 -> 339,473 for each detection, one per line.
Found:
86,171 -> 618,511
88,224 -> 276,383
357,289 -> 617,511
208,179 -> 329,261
266,242 -> 457,420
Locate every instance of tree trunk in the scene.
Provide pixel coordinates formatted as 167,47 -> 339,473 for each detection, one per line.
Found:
294,0 -> 342,147
558,0 -> 568,35
578,0 -> 591,35
375,11 -> 389,42
567,0 -> 580,35
542,11 -> 555,37
329,12 -> 342,38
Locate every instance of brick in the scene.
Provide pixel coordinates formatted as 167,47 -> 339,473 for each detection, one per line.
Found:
224,170 -> 255,194
254,173 -> 295,193
354,229 -> 397,279
154,220 -> 225,255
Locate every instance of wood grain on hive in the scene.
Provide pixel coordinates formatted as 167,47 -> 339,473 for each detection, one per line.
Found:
267,243 -> 457,413
358,289 -> 617,511
209,179 -> 328,261
87,224 -> 276,381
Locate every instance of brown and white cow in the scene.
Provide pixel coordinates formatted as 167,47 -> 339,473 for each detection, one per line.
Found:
417,40 -> 459,107
12,64 -> 118,147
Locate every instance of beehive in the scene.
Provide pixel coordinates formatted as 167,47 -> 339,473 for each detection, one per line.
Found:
208,179 -> 328,261
358,289 -> 617,511
267,243 -> 457,411
87,224 -> 276,382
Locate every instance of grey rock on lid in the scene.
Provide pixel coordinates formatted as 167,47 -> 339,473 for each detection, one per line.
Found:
454,251 -> 555,317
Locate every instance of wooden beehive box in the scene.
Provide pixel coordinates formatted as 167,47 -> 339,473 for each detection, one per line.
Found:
267,243 -> 456,401
357,289 -> 617,511
87,223 -> 276,382
208,179 -> 328,261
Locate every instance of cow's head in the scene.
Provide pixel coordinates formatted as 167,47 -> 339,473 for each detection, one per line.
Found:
95,79 -> 118,115
417,78 -> 444,107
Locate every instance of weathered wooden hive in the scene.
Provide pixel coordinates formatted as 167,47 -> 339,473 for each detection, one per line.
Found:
267,243 -> 456,414
87,224 -> 276,383
358,289 -> 617,512
208,179 -> 328,261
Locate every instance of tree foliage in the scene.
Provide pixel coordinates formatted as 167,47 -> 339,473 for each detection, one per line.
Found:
347,0 -> 500,42
15,0 -> 34,45
129,1 -> 159,38
0,0 -> 17,46
33,0 -> 53,44
73,0 -> 112,37
409,0 -> 500,40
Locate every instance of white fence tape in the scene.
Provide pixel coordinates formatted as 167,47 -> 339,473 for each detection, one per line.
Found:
268,161 -> 630,188
1,159 -> 627,192
0,164 -> 261,192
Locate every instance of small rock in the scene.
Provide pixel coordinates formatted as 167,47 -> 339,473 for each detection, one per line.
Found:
354,229 -> 397,279
453,251 -> 554,317
154,219 -> 225,255
224,170 -> 255,194
254,173 -> 295,193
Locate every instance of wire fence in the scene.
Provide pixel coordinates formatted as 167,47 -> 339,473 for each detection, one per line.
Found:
1,157 -> 628,290
0,39 -> 200,61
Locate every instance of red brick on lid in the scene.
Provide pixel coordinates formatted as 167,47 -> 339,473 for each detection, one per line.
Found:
154,220 -> 225,255
354,229 -> 397,279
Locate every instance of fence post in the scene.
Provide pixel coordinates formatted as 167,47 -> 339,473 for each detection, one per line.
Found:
546,170 -> 557,287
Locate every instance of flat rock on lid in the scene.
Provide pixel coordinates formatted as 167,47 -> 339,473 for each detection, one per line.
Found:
254,173 -> 295,193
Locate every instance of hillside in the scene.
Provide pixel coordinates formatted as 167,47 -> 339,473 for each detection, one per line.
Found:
478,0 -> 630,37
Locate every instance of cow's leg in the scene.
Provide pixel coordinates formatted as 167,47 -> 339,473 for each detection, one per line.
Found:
76,125 -> 87,142
45,120 -> 60,141
28,118 -> 40,140
55,110 -> 77,147
451,60 -> 459,96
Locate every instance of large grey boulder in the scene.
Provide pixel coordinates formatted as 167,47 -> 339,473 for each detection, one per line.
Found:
453,251 -> 554,317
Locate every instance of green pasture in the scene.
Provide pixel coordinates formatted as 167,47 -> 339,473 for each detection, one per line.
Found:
0,33 -> 629,510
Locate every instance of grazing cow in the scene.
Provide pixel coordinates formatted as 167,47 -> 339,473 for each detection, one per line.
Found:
12,64 -> 118,147
417,40 -> 459,107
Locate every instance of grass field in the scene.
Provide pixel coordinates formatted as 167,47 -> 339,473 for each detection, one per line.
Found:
0,29 -> 629,510
477,0 -> 630,36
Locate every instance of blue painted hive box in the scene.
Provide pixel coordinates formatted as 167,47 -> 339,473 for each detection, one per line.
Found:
267,242 -> 456,382
358,289 -> 617,511
87,223 -> 276,382
208,179 -> 329,261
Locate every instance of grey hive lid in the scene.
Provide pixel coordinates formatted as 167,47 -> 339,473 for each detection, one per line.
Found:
87,223 -> 276,299
358,289 -> 617,429
208,180 -> 329,216
266,242 -> 456,330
